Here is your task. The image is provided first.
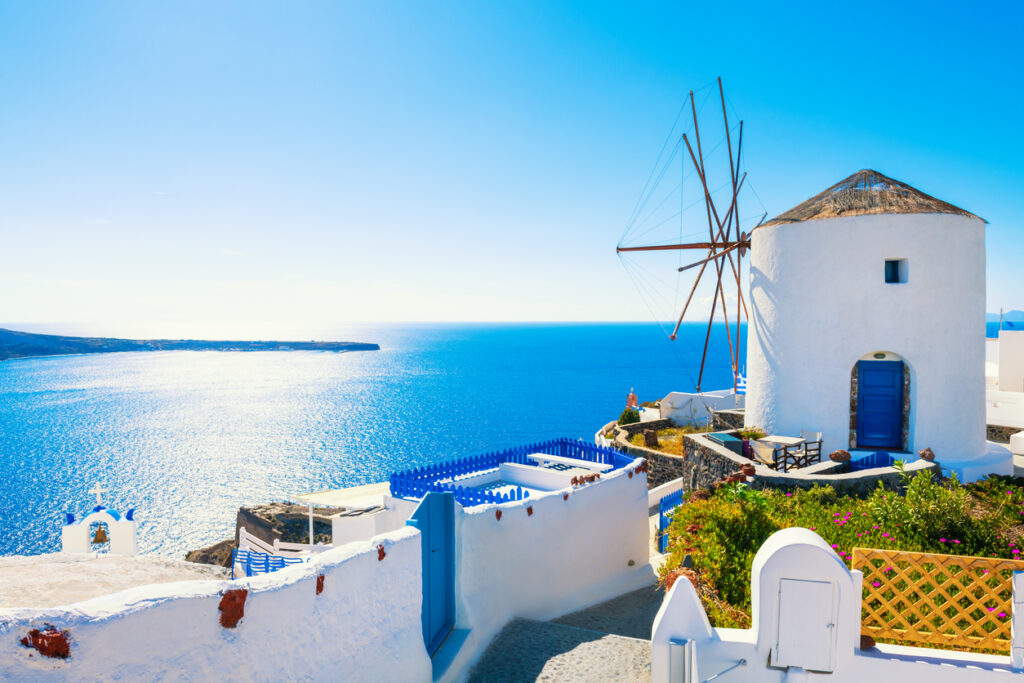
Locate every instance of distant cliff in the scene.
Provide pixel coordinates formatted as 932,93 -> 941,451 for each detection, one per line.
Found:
0,328 -> 379,361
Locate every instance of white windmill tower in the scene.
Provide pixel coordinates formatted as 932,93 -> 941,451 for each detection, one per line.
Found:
742,170 -> 1011,480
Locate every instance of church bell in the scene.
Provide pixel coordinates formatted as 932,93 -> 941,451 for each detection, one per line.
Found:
92,525 -> 109,544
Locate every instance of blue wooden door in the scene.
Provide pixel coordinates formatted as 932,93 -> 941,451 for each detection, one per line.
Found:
406,492 -> 455,655
856,361 -> 903,449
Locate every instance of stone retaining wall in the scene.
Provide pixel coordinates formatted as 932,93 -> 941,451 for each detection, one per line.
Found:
610,429 -> 735,490
602,420 -> 939,495
988,424 -> 1020,444
617,418 -> 675,436
710,409 -> 744,431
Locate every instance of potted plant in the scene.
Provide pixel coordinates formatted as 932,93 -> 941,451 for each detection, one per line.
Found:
736,426 -> 766,458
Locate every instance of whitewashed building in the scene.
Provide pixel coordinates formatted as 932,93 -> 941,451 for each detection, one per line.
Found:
743,170 -> 1011,480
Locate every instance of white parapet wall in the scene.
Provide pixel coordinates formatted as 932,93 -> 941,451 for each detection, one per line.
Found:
998,331 -> 1024,393
660,389 -> 743,426
440,459 -> 654,682
331,495 -> 419,547
988,389 -> 1024,431
652,527 -> 1022,682
0,528 -> 431,682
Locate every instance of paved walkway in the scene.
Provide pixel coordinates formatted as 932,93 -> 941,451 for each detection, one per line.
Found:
551,585 -> 664,640
465,619 -> 651,682
465,585 -> 665,682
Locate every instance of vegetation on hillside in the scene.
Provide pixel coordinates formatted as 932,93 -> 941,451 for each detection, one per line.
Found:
628,426 -> 706,455
659,469 -> 1024,630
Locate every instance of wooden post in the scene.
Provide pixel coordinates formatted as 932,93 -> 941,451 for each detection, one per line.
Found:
1013,571 -> 1024,668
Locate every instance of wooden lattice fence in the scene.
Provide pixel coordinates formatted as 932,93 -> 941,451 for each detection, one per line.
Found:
852,547 -> 1024,652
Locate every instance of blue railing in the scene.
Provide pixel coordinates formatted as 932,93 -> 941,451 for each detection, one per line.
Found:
658,489 -> 686,553
231,549 -> 305,579
849,451 -> 897,472
389,438 -> 635,508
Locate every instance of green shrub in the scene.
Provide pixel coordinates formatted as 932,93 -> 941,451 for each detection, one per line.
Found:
617,408 -> 641,425
660,473 -> 1024,629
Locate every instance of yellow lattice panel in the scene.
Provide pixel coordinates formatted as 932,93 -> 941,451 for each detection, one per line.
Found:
851,547 -> 1024,652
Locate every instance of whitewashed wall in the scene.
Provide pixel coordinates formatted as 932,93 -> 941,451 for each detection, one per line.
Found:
661,390 -> 742,426
744,213 -> 999,476
652,528 -> 1021,682
988,390 -> 1024,430
331,495 -> 419,547
0,528 -> 431,682
441,461 -> 653,682
998,331 -> 1024,393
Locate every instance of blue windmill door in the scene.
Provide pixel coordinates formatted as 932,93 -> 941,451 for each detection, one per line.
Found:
406,492 -> 455,656
856,360 -> 904,449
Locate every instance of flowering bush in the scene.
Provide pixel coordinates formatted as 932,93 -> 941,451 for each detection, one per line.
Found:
659,471 -> 1024,628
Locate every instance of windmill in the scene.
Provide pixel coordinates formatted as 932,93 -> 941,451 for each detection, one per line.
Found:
616,78 -> 763,394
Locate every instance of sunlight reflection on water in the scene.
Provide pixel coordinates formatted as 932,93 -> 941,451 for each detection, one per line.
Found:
0,323 -> 743,556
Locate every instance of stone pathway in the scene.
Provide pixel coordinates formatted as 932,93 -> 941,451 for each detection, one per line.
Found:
551,585 -> 664,640
464,619 -> 651,682
465,586 -> 664,682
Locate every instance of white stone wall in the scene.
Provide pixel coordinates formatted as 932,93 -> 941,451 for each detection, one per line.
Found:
998,331 -> 1024,393
660,389 -> 743,426
0,460 -> 653,682
0,528 -> 431,682
744,213 -> 988,468
440,461 -> 653,681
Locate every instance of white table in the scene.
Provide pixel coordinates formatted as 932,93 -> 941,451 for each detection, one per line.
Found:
763,435 -> 806,448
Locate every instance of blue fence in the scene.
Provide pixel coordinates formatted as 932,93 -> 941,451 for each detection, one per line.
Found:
658,489 -> 686,553
849,451 -> 897,472
231,549 -> 306,579
389,438 -> 635,508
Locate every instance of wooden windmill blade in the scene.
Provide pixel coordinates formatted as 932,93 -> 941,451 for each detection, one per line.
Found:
615,77 -> 756,393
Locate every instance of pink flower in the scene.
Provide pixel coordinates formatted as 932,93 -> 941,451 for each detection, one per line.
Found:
872,581 -> 880,587
1013,550 -> 1019,555
940,538 -> 947,542
809,527 -> 815,531
786,492 -> 792,496
882,533 -> 890,538
1000,612 -> 1008,618
988,607 -> 995,612
831,544 -> 839,549
953,540 -> 960,544
873,525 -> 879,529
886,566 -> 894,573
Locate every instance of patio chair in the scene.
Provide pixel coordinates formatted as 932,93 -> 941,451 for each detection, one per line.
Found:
800,429 -> 823,443
751,441 -> 777,469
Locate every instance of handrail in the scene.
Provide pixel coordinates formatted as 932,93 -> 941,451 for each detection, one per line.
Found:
702,659 -> 746,683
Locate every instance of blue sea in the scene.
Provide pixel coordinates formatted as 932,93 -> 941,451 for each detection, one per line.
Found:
0,323 -> 745,557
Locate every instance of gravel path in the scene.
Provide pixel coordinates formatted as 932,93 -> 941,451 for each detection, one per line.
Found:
465,619 -> 651,682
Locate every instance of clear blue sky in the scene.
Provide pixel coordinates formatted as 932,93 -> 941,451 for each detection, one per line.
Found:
1,1 -> 1020,335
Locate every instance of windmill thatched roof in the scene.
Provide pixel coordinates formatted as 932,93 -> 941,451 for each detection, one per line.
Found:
763,169 -> 982,226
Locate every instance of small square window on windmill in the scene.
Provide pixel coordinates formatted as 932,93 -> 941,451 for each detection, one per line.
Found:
885,259 -> 908,284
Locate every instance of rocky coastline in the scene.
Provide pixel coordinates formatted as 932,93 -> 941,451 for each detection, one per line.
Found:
0,327 -> 379,361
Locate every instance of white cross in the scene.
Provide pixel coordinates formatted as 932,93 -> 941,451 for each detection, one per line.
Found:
88,482 -> 109,506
